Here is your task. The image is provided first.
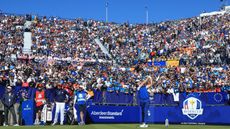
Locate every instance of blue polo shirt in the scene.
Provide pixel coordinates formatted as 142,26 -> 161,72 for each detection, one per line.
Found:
139,86 -> 150,102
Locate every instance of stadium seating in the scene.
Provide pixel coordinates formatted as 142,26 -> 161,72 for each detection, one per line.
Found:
0,12 -> 230,107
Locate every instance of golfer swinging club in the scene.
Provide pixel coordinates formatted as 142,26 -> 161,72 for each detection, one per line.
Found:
138,75 -> 153,128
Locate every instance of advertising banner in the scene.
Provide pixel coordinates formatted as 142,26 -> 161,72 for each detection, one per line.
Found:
87,105 -> 141,123
147,95 -> 230,124
166,60 -> 179,67
148,106 -> 230,124
153,61 -> 166,67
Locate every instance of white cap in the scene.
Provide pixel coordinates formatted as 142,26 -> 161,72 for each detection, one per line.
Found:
7,86 -> 12,90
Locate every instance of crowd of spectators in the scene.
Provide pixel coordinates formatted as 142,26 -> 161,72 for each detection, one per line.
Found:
0,14 -> 25,62
30,16 -> 110,61
98,14 -> 230,67
0,12 -> 230,105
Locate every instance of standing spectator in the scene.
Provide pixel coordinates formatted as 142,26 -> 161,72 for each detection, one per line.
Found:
1,86 -> 18,126
52,84 -> 68,125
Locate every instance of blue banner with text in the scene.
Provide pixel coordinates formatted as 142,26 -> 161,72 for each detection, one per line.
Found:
87,105 -> 141,123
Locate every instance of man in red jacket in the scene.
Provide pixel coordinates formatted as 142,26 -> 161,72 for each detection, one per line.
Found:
34,83 -> 46,125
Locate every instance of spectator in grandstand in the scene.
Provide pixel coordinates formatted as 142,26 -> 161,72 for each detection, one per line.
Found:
1,86 -> 19,126
86,87 -> 94,100
137,75 -> 152,128
52,84 -> 68,125
34,83 -> 46,125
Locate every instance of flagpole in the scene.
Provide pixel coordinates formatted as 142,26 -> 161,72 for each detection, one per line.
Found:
145,6 -> 149,25
106,1 -> 108,23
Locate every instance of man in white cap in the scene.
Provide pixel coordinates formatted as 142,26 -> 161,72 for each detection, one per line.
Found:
1,86 -> 18,126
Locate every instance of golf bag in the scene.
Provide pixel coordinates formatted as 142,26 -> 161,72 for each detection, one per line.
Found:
41,103 -> 53,125
65,101 -> 76,125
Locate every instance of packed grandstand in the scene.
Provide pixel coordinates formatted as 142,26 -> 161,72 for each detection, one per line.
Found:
0,7 -> 230,125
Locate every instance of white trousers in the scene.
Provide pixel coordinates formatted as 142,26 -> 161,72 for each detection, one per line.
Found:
53,102 -> 65,124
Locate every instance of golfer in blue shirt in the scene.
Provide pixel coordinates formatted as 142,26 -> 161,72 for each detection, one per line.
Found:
138,76 -> 152,128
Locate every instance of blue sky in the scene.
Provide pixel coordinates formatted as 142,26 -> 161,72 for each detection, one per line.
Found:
0,0 -> 227,23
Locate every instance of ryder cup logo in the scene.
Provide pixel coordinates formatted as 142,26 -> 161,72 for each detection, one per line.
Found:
182,97 -> 203,120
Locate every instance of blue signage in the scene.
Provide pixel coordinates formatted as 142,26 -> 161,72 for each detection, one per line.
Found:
147,95 -> 230,124
21,100 -> 35,125
87,105 -> 141,123
147,106 -> 230,124
181,97 -> 204,120
153,61 -> 166,67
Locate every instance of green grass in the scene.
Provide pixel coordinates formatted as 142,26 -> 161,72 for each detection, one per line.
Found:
1,124 -> 230,129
